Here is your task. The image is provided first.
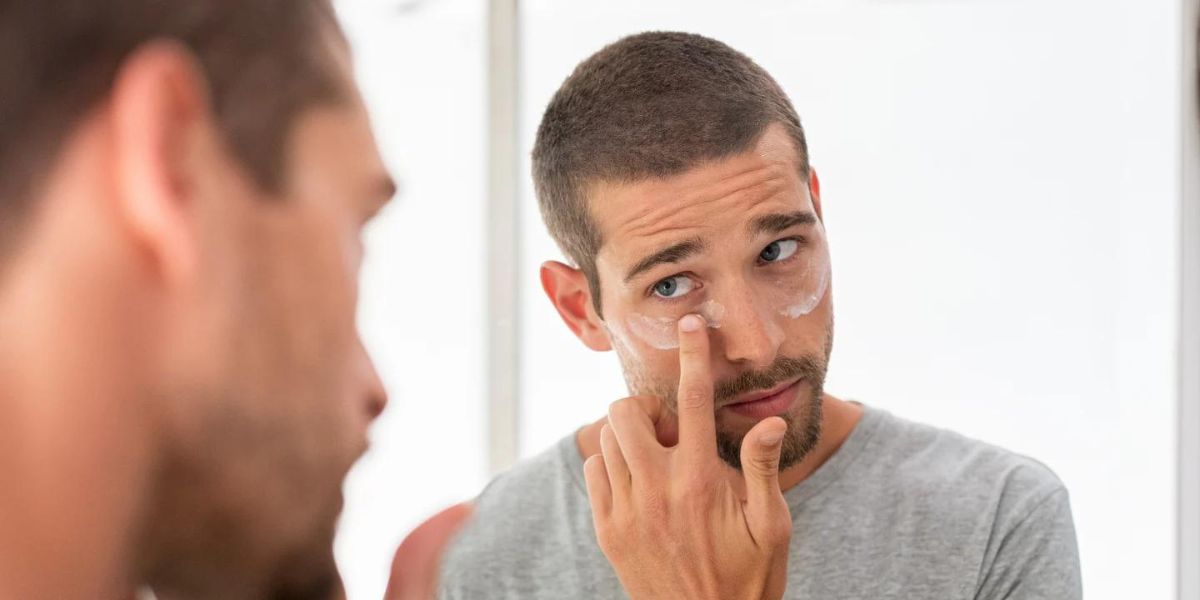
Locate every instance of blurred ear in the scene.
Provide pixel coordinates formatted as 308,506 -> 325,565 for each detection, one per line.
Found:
109,40 -> 213,286
540,260 -> 611,352
808,167 -> 823,221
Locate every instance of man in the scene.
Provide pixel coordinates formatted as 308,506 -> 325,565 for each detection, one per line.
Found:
439,32 -> 1082,599
0,2 -> 465,599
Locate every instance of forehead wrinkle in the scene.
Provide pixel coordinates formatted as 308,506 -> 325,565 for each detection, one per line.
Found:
617,162 -> 791,242
687,160 -> 790,202
619,198 -> 719,241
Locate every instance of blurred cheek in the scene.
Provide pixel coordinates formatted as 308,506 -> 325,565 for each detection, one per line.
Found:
312,214 -> 363,329
342,227 -> 365,294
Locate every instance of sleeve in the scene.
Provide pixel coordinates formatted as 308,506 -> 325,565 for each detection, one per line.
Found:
974,488 -> 1082,600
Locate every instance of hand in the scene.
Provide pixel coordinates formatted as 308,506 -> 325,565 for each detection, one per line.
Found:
383,502 -> 473,600
583,314 -> 792,600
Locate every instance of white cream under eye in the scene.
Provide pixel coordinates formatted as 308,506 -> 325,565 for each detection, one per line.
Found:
623,299 -> 726,351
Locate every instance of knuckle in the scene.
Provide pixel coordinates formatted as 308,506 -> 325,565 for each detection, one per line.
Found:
677,388 -> 708,410
747,453 -> 780,475
632,394 -> 661,414
676,473 -> 714,501
765,517 -> 793,547
595,526 -> 620,557
609,397 -> 638,421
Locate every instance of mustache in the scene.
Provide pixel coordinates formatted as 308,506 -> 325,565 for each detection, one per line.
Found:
712,355 -> 826,406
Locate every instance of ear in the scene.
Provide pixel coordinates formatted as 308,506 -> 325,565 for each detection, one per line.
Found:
808,167 -> 823,221
540,261 -> 612,352
108,40 -> 213,286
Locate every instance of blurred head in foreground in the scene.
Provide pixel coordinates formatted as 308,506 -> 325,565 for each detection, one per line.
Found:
0,2 -> 394,599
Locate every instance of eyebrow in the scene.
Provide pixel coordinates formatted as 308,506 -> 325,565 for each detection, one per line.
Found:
623,237 -> 706,284
748,211 -> 817,236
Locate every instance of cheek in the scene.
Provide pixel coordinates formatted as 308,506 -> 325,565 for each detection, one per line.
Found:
778,246 -> 830,319
762,235 -> 831,320
622,299 -> 726,350
774,292 -> 834,363
298,211 -> 361,320
259,212 -> 362,388
605,320 -> 672,388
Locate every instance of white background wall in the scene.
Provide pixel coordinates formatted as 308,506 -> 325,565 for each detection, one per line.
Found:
334,1 -> 1185,599
334,2 -> 490,600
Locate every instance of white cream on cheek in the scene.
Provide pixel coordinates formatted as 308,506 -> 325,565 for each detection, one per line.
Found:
624,299 -> 726,351
778,244 -> 830,319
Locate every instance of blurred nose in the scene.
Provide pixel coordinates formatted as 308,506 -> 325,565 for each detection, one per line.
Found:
712,284 -> 783,370
354,337 -> 388,421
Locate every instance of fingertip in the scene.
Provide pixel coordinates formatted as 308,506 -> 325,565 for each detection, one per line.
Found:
758,428 -> 785,447
754,416 -> 788,446
678,313 -> 705,333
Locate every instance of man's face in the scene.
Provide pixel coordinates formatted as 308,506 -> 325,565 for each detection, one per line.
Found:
144,48 -> 393,599
590,124 -> 833,470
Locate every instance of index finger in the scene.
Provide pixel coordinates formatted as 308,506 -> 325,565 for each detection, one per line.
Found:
676,313 -> 716,460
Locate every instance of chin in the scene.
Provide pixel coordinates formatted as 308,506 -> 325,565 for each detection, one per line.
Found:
715,385 -> 823,471
264,511 -> 343,600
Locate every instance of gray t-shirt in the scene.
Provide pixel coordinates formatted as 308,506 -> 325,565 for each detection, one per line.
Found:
439,404 -> 1081,599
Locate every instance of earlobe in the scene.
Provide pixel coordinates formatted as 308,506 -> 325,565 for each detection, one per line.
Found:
109,40 -> 212,285
540,261 -> 612,352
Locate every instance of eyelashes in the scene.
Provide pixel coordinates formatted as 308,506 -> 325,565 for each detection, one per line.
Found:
651,274 -> 696,299
645,236 -> 808,301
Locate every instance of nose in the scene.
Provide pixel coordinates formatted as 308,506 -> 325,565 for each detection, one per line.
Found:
355,337 -> 388,421
711,285 -> 783,370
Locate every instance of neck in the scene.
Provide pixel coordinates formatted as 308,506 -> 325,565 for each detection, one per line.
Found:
575,394 -> 864,493
775,395 -> 862,490
0,200 -> 154,600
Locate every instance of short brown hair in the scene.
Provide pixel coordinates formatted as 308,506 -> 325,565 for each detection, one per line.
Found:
0,0 -> 344,257
532,31 -> 810,316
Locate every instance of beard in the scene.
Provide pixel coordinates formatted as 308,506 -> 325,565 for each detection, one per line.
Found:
617,326 -> 833,472
265,525 -> 343,600
711,355 -> 826,470
136,378 -> 351,600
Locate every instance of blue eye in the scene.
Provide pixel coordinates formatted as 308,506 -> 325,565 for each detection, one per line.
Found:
651,275 -> 695,299
760,239 -> 799,263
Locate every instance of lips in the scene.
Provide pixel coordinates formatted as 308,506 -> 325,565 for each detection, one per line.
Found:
720,377 -> 802,419
724,376 -> 803,407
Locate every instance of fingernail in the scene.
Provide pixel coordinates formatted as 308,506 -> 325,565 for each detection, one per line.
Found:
679,314 -> 705,332
760,430 -> 784,446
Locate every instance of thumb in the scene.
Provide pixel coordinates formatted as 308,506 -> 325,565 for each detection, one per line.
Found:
385,502 -> 474,600
739,417 -> 790,543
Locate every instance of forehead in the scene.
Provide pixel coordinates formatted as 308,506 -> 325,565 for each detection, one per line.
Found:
276,17 -> 389,193
589,124 -> 811,265
283,103 -> 385,201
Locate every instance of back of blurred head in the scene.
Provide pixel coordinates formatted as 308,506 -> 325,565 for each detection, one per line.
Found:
0,2 -> 395,599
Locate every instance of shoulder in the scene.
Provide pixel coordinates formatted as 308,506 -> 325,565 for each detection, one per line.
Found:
471,434 -> 589,517
438,435 -> 594,593
865,407 -> 1069,519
